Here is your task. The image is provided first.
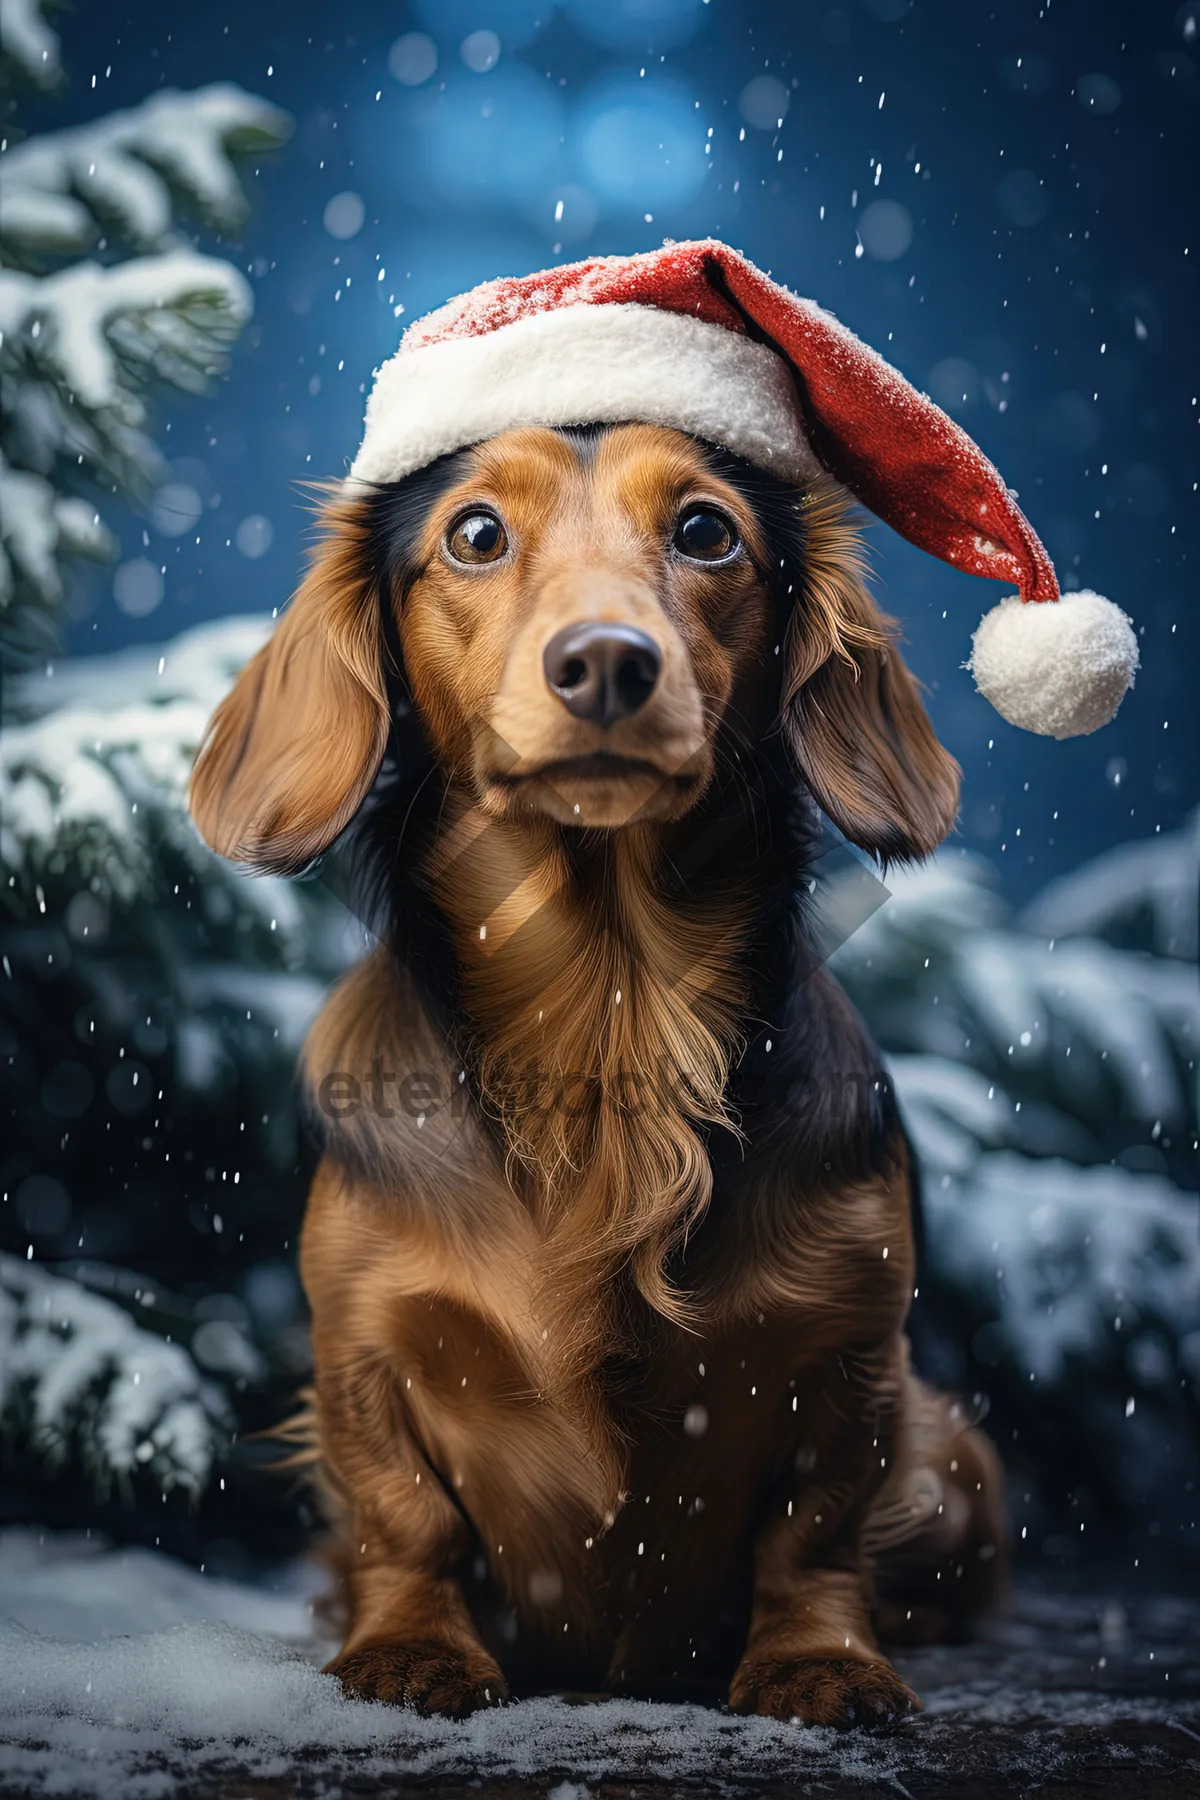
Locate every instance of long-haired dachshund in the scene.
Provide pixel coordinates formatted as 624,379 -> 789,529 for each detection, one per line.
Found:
189,240 -> 1136,1728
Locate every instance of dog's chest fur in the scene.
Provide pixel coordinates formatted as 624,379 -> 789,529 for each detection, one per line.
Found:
424,797 -> 764,1330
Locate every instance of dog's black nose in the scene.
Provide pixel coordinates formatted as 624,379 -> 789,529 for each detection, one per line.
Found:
543,623 -> 662,727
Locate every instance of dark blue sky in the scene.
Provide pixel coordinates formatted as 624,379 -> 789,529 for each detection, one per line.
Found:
27,0 -> 1200,902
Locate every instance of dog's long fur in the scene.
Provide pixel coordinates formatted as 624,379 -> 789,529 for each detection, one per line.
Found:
190,424 -> 1003,1725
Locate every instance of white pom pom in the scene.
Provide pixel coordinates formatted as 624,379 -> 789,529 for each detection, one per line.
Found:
967,589 -> 1138,739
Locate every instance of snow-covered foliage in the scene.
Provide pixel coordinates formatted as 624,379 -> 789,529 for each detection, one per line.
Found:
1022,808 -> 1199,962
0,0 -> 60,90
6,613 -> 273,898
923,1145 -> 1195,1368
0,251 -> 253,475
0,1 -> 289,658
0,84 -> 290,258
832,846 -> 1196,1153
0,447 -> 116,626
0,1253 -> 231,1497
2,615 -> 344,1086
1,619 -> 352,1516
829,828 -> 1199,1540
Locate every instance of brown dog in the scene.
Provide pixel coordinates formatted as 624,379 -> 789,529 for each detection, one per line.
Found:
190,420 -> 1005,1727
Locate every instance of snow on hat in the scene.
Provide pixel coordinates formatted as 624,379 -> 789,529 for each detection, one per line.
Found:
351,238 -> 1136,740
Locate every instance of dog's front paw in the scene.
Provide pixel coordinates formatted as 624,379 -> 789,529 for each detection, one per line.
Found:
326,1635 -> 508,1717
729,1653 -> 921,1730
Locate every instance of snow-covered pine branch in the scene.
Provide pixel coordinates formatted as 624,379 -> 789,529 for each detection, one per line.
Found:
917,1146 -> 1199,1529
1021,808 -> 1199,962
0,252 -> 254,423
0,1251 -> 231,1497
2,616 -> 348,1075
3,613 -> 273,896
0,249 -> 254,656
1,614 -> 352,1274
0,447 -> 117,617
830,847 -> 1198,1156
1,624 -> 325,1519
918,1149 -> 1198,1382
826,837 -> 1199,1532
0,3 -> 289,658
0,84 -> 291,260
0,0 -> 60,91
0,249 -> 254,641
892,1052 -> 1199,1390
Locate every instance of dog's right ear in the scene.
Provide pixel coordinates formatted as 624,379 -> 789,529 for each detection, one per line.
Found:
189,495 -> 390,875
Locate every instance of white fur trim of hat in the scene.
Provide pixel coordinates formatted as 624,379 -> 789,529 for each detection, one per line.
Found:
351,302 -> 819,489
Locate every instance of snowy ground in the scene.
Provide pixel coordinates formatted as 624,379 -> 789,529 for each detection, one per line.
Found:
0,1530 -> 1197,1799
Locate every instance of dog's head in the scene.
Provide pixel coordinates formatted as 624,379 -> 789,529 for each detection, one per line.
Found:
189,423 -> 959,871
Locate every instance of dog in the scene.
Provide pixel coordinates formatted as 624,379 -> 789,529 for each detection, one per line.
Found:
190,417 -> 1005,1727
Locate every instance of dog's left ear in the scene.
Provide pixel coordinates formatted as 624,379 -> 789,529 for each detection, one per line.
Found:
779,486 -> 960,862
189,496 -> 390,874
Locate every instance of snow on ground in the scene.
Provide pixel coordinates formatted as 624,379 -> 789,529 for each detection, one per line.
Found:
0,1528 -> 317,1643
1,1531 -> 1198,1798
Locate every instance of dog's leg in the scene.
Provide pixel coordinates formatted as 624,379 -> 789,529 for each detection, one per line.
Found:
316,1357 -> 508,1716
729,1339 -> 922,1730
868,1364 -> 1008,1645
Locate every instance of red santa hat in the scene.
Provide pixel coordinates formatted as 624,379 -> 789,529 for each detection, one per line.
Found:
350,238 -> 1136,740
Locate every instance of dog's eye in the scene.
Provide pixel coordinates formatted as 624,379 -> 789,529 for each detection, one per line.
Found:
447,511 -> 508,564
673,506 -> 739,563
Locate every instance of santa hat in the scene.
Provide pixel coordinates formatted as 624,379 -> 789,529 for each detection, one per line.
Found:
351,238 -> 1136,740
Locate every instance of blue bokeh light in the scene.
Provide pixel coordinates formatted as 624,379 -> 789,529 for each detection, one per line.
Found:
576,74 -> 708,212
411,0 -> 550,50
403,64 -> 566,209
562,0 -> 709,52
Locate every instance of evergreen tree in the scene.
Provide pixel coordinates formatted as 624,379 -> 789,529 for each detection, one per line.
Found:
0,0 -> 307,1552
0,0 -> 289,661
